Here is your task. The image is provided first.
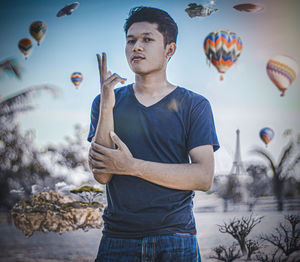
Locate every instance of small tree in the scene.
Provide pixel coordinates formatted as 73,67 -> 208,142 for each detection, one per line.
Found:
245,239 -> 261,260
214,174 -> 242,212
246,164 -> 270,211
218,213 -> 263,256
260,214 -> 300,257
70,186 -> 104,203
209,244 -> 242,262
255,249 -> 283,262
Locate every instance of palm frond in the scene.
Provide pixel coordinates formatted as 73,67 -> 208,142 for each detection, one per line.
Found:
287,155 -> 300,174
252,147 -> 277,176
278,141 -> 293,170
0,85 -> 60,118
0,105 -> 36,119
0,58 -> 22,80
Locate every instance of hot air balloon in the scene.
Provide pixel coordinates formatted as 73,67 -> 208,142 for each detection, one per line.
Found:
259,127 -> 274,147
56,2 -> 79,17
266,55 -> 298,97
29,21 -> 47,46
71,72 -> 83,88
233,3 -> 264,13
203,30 -> 243,80
185,3 -> 218,18
18,38 -> 33,60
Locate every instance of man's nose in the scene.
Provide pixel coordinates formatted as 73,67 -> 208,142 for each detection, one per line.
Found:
133,40 -> 143,52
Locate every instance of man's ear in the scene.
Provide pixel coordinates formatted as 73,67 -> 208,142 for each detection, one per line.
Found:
166,42 -> 176,60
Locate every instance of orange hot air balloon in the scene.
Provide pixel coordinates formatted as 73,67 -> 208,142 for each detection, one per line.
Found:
29,21 -> 47,46
18,38 -> 33,60
203,30 -> 243,80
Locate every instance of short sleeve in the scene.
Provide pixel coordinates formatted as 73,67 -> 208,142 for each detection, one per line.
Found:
187,99 -> 220,152
87,94 -> 100,142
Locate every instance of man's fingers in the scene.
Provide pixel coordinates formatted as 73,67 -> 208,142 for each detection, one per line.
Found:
103,73 -> 127,88
109,131 -> 130,153
101,52 -> 107,83
89,148 -> 106,161
92,168 -> 110,175
91,141 -> 110,155
97,54 -> 103,84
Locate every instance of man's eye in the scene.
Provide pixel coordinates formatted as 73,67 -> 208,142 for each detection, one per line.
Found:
127,40 -> 135,44
144,38 -> 153,42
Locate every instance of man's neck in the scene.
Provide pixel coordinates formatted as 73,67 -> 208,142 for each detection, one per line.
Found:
134,71 -> 174,97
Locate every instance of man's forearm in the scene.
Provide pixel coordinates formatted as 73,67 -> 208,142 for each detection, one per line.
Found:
93,106 -> 114,184
130,158 -> 214,191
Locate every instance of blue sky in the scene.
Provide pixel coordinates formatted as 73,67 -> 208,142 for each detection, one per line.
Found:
1,0 -> 300,174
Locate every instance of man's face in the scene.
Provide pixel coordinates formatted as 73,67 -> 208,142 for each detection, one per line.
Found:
125,22 -> 170,75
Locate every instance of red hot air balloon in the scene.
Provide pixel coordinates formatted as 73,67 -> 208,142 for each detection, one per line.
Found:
71,72 -> 83,89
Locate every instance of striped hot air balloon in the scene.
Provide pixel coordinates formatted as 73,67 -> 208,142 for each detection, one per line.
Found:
203,30 -> 243,80
29,21 -> 47,46
18,38 -> 33,60
266,55 -> 298,97
259,127 -> 274,147
71,72 -> 83,88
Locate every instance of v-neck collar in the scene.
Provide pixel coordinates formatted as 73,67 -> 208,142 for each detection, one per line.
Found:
128,84 -> 179,110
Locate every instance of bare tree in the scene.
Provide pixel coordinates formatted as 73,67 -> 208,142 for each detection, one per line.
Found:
70,186 -> 104,204
260,214 -> 300,257
209,244 -> 242,262
218,213 -> 263,256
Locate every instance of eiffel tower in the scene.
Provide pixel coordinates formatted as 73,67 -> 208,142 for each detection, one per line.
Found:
229,129 -> 248,205
230,129 -> 246,176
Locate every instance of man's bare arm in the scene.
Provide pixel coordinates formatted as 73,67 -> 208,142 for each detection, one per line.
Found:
88,53 -> 126,184
90,131 -> 215,191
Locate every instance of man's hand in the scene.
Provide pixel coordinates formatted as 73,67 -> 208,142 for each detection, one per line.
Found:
89,131 -> 134,176
97,52 -> 126,108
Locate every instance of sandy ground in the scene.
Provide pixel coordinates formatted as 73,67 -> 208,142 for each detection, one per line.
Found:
1,196 -> 299,262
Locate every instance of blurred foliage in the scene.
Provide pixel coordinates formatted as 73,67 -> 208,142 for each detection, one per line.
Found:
0,86 -> 59,210
44,124 -> 90,171
253,138 -> 300,211
213,174 -> 242,212
246,164 -> 270,211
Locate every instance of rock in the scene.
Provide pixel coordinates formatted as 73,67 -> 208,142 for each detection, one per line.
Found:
11,190 -> 104,238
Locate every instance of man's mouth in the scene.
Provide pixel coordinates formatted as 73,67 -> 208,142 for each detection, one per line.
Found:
132,55 -> 145,62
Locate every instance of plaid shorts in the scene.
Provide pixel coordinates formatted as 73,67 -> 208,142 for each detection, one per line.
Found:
94,233 -> 201,262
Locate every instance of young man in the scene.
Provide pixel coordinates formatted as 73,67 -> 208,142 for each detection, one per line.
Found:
88,6 -> 219,262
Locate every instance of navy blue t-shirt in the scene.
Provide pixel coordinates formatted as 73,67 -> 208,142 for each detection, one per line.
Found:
88,84 -> 219,238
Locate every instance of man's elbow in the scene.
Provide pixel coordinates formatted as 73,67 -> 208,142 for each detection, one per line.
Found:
196,169 -> 214,192
93,172 -> 111,185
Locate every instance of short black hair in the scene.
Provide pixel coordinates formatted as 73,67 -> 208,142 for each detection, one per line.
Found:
124,6 -> 178,46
